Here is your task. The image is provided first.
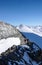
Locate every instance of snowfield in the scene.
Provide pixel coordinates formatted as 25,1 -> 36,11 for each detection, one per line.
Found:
0,37 -> 21,54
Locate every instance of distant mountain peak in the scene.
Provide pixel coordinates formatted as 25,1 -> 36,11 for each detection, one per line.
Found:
17,24 -> 42,37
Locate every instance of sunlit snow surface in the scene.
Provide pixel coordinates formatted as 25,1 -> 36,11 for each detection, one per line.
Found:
17,24 -> 42,37
0,37 -> 20,54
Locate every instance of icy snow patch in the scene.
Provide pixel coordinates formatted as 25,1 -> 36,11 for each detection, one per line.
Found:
21,45 -> 30,49
0,37 -> 20,54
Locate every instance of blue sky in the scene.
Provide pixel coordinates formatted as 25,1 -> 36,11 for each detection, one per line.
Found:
0,0 -> 42,26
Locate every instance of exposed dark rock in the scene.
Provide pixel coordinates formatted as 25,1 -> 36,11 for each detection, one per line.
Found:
0,43 -> 42,65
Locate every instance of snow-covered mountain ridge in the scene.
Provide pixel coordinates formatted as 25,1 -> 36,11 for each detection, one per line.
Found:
0,22 -> 25,44
0,22 -> 42,65
17,24 -> 42,37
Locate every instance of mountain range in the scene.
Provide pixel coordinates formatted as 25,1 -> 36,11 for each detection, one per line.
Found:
17,24 -> 42,37
0,22 -> 42,65
17,24 -> 42,48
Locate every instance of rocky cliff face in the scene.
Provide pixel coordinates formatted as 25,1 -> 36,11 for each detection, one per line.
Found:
0,22 -> 25,44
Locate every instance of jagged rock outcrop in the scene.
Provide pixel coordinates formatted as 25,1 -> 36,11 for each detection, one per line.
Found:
0,42 -> 42,65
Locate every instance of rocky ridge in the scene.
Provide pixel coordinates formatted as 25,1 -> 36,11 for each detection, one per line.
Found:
0,22 -> 25,44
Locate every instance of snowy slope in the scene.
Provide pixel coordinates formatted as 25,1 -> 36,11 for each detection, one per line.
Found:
17,24 -> 42,48
0,37 -> 20,54
0,22 -> 26,45
17,24 -> 42,37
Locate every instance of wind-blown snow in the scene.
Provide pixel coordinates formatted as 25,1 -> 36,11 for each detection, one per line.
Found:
0,37 -> 20,54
